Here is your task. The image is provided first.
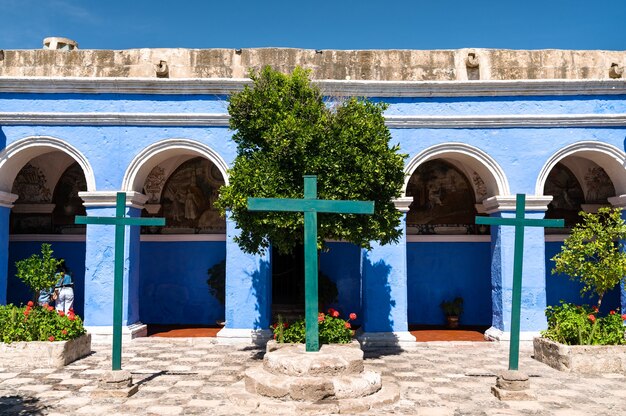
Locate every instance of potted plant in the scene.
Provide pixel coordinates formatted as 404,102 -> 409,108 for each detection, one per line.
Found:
534,208 -> 626,373
440,297 -> 464,329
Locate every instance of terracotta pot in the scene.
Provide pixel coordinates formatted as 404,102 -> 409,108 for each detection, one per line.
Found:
446,316 -> 459,329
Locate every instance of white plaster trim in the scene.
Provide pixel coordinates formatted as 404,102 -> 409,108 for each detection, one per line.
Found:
0,191 -> 18,208
1,77 -> 625,97
482,195 -> 553,213
11,203 -> 56,214
357,331 -> 417,349
121,138 -> 229,193
216,328 -> 272,345
484,326 -> 541,342
403,142 -> 510,197
79,191 -> 148,209
0,112 -> 230,126
85,323 -> 148,344
140,234 -> 226,242
393,197 -> 413,213
4,112 -> 626,128
0,136 -> 96,193
608,194 -> 626,208
385,113 -> 626,128
407,235 -> 491,243
545,235 -> 569,242
535,141 -> 626,196
9,234 -> 86,242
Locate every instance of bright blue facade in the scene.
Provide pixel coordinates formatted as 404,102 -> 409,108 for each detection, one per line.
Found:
2,75 -> 626,341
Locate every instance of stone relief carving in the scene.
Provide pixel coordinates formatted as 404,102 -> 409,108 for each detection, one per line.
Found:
584,166 -> 614,203
471,172 -> 487,202
52,163 -> 87,233
144,166 -> 166,203
11,163 -> 51,203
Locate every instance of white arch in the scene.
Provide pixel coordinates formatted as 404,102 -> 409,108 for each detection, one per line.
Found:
0,136 -> 96,193
536,141 -> 626,196
403,142 -> 511,198
122,138 -> 230,192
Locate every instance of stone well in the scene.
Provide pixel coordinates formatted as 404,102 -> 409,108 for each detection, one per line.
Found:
237,341 -> 399,413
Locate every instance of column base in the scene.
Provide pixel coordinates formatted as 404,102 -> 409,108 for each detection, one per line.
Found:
484,326 -> 541,342
357,331 -> 416,349
216,328 -> 272,346
85,322 -> 148,344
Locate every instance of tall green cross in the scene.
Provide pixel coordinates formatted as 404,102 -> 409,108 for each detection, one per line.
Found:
476,194 -> 563,371
75,192 -> 165,371
248,175 -> 374,352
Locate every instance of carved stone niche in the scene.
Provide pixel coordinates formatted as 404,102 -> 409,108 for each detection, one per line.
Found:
465,52 -> 480,80
156,60 -> 169,78
609,63 -> 623,79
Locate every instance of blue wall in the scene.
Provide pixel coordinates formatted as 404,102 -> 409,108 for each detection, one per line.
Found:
407,242 -> 492,326
139,241 -> 226,325
545,241 -> 621,314
319,242 -> 362,324
7,241 -> 86,317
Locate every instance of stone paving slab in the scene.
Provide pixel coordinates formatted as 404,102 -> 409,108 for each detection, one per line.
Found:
0,338 -> 624,415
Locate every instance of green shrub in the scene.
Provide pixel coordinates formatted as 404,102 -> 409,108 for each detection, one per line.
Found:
15,243 -> 63,301
541,302 -> 626,345
0,303 -> 85,343
272,308 -> 357,344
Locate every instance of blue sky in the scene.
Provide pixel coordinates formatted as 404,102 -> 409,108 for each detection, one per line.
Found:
1,0 -> 625,51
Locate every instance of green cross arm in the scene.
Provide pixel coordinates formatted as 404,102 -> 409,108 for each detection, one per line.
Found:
248,198 -> 374,214
476,216 -> 564,228
75,216 -> 166,226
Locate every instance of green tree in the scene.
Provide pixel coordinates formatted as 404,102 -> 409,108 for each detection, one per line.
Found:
15,243 -> 63,302
551,207 -> 626,309
217,66 -> 406,255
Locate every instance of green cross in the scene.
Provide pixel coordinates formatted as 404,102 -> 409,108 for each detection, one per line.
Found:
75,192 -> 165,371
248,175 -> 374,352
476,194 -> 563,371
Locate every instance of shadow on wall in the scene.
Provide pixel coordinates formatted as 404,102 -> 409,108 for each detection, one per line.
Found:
0,128 -> 6,150
0,395 -> 46,415
361,252 -> 395,333
252,258 -> 271,346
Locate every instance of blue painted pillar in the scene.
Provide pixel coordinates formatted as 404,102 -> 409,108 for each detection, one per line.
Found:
609,196 -> 626,313
359,198 -> 415,347
80,192 -> 145,329
0,192 -> 18,305
218,210 -> 272,343
484,196 -> 552,340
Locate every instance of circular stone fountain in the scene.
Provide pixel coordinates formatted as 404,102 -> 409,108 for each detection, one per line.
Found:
233,341 -> 399,413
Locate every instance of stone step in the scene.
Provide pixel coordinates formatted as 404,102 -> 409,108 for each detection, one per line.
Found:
263,342 -> 364,376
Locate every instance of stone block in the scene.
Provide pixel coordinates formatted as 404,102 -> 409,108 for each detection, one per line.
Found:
332,371 -> 381,399
263,342 -> 364,376
0,333 -> 91,369
533,337 -> 626,374
491,385 -> 534,401
495,370 -> 530,391
288,377 -> 334,401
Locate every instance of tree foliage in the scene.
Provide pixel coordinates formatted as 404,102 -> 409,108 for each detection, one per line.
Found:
551,207 -> 626,308
15,243 -> 63,300
217,66 -> 406,255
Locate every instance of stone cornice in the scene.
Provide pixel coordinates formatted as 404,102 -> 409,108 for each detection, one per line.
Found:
608,194 -> 626,208
482,195 -> 553,214
393,197 -> 413,213
78,191 -> 148,209
0,77 -> 624,97
3,112 -> 626,128
0,191 -> 18,209
11,203 -> 56,214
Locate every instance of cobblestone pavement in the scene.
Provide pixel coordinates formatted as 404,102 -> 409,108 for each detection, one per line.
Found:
0,338 -> 624,415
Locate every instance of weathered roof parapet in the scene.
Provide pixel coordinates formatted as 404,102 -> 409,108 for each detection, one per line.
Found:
0,48 -> 624,81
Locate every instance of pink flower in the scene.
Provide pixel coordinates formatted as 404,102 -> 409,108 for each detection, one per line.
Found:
332,310 -> 340,318
588,314 -> 596,323
318,315 -> 325,323
349,313 -> 357,320
344,322 -> 351,329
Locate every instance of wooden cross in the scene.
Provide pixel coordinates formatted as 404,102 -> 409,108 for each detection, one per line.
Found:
75,192 -> 165,371
476,194 -> 563,371
248,175 -> 374,352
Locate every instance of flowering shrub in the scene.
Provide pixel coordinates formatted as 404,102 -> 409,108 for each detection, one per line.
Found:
541,302 -> 626,345
0,302 -> 85,343
272,308 -> 357,344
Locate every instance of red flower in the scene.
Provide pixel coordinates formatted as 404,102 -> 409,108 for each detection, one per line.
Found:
349,313 -> 357,320
272,323 -> 277,329
622,314 -> 626,321
273,333 -> 277,339
588,314 -> 596,323
68,314 -> 76,321
332,310 -> 340,318
61,329 -> 68,335
327,308 -> 335,315
48,336 -> 55,342
318,315 -> 325,323
27,301 -> 34,307
344,322 -> 351,329
58,311 -> 65,317
23,310 -> 30,317
47,305 -> 54,312
610,310 -> 616,315
283,323 -> 288,328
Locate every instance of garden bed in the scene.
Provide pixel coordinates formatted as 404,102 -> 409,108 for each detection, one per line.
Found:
533,337 -> 626,374
0,333 -> 91,369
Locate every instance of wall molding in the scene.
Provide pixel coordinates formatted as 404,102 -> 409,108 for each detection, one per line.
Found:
9,234 -> 86,242
3,112 -> 626,128
140,234 -> 226,242
407,235 -> 491,243
1,77 -> 625,97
